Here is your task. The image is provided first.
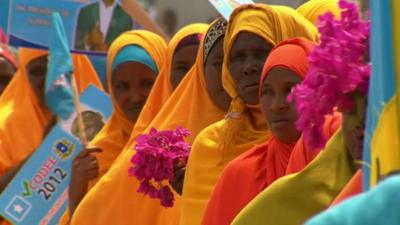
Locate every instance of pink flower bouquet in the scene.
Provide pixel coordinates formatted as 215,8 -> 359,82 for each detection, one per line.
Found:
129,127 -> 191,207
289,0 -> 370,149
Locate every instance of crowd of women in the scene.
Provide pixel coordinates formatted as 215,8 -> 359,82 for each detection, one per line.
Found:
0,0 -> 399,224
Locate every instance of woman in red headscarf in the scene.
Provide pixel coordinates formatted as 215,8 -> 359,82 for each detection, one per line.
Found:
202,38 -> 326,225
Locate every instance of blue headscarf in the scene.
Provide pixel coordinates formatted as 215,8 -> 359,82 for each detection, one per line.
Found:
111,44 -> 158,74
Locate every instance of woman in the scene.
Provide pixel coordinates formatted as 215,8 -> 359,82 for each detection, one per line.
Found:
180,4 -> 318,225
70,21 -> 229,225
0,48 -> 102,180
0,47 -> 102,198
65,30 -> 167,220
0,44 -> 18,95
202,38 -> 316,225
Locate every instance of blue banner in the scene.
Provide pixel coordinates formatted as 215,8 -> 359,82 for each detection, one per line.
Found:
8,0 -> 136,54
0,85 -> 112,225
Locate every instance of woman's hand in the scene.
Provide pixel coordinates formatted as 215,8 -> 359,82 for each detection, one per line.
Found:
68,147 -> 102,216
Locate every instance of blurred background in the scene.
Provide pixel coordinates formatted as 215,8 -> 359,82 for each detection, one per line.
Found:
138,0 -> 366,37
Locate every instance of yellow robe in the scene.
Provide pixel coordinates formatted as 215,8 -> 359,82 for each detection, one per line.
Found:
180,4 -> 319,225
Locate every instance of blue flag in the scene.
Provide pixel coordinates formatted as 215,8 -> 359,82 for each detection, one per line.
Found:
45,12 -> 74,120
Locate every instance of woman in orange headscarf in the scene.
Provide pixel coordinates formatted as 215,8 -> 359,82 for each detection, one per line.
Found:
62,30 -> 167,223
201,38 -> 316,225
180,5 -> 318,225
0,47 -> 102,225
62,25 -> 202,224
0,48 -> 102,187
70,21 -> 230,225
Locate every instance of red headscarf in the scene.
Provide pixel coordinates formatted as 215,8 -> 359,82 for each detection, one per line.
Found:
259,38 -> 314,96
201,38 -> 316,225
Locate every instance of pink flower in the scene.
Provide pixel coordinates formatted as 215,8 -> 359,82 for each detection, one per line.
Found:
288,0 -> 370,149
129,126 -> 191,207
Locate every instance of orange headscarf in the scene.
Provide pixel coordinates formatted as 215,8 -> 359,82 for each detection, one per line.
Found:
180,5 -> 319,225
201,38 -> 316,225
0,48 -> 102,176
70,23 -> 226,225
130,25 -> 208,141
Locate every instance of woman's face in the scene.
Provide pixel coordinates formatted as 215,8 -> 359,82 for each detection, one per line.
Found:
204,37 -> 231,111
170,44 -> 199,90
112,62 -> 157,123
342,93 -> 367,163
228,32 -> 273,105
0,57 -> 16,95
26,55 -> 48,104
260,67 -> 302,143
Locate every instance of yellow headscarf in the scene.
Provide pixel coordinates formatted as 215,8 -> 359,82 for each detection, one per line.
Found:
90,30 -> 167,183
297,0 -> 341,25
130,24 -> 209,141
70,23 -> 221,225
232,129 -> 355,225
180,4 -> 319,225
0,48 -> 102,175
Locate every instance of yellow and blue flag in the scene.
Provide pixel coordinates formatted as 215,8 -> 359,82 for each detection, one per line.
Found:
45,12 -> 74,120
362,0 -> 400,189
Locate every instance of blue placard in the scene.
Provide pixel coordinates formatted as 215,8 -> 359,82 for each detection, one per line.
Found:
8,0 -> 137,54
209,0 -> 254,20
0,85 -> 112,225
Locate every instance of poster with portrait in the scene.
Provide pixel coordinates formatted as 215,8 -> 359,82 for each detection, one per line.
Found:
0,85 -> 112,225
7,0 -> 141,53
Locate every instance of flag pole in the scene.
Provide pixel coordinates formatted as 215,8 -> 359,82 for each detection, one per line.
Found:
71,74 -> 88,146
120,0 -> 169,40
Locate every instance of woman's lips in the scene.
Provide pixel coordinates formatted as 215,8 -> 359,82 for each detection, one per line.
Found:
270,118 -> 291,126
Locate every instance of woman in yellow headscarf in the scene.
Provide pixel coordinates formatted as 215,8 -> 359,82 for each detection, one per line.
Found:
63,30 -> 167,223
179,4 -> 318,225
297,0 -> 341,25
70,22 -> 230,225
